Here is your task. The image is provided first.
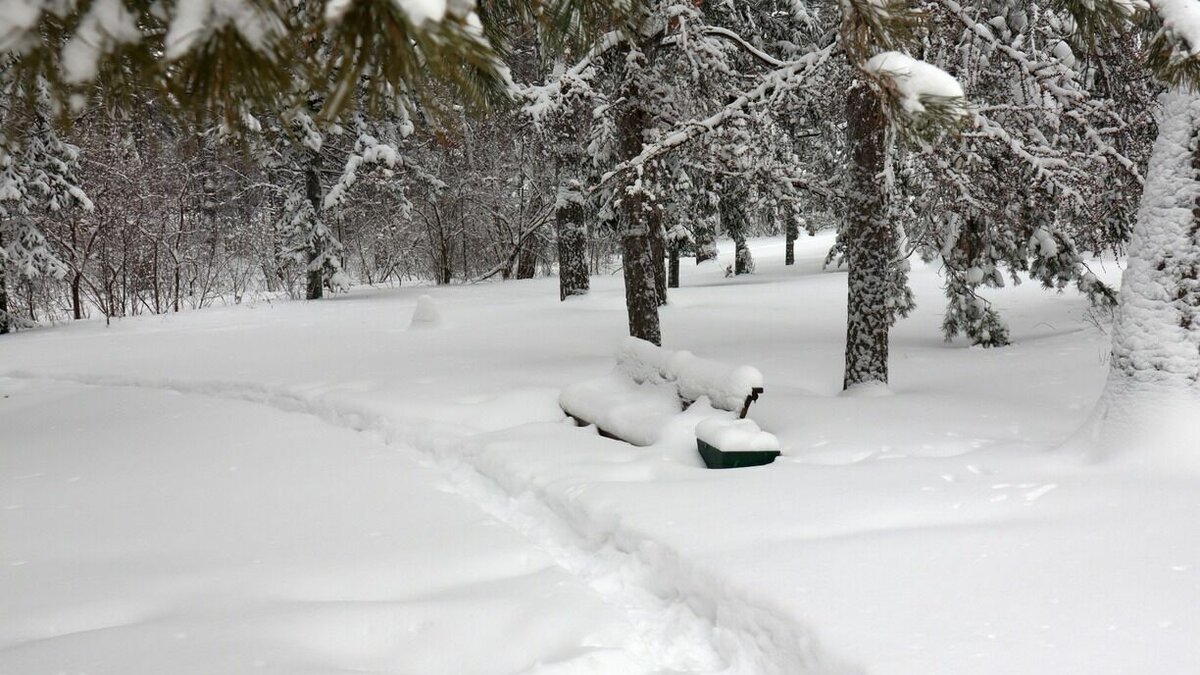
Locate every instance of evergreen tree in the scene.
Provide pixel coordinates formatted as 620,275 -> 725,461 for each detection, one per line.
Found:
0,89 -> 91,332
1063,0 -> 1200,458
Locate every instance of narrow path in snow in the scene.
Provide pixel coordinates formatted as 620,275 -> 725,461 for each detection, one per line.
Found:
1,379 -> 647,674
6,370 -> 854,675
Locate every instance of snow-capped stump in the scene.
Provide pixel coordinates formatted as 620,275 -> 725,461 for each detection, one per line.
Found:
559,337 -> 766,456
408,294 -> 441,330
695,417 -> 781,469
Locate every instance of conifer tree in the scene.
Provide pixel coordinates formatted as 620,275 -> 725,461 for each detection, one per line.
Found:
1063,0 -> 1200,457
0,88 -> 91,333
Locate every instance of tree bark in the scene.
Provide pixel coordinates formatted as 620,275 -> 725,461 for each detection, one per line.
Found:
720,184 -> 753,275
649,210 -> 667,305
1081,88 -> 1200,458
516,240 -> 537,279
305,150 -> 324,300
72,272 -> 83,320
0,229 -> 8,335
615,61 -> 661,345
622,232 -> 661,345
695,189 -> 719,265
786,217 -> 798,266
734,238 -> 753,275
556,181 -> 590,300
842,80 -> 893,391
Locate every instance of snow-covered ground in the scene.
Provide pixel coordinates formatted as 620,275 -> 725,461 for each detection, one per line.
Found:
2,233 -> 1197,674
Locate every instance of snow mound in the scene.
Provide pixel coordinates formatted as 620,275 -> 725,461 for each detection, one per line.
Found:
696,417 -> 780,452
1068,379 -> 1200,471
616,335 -> 674,385
408,295 -> 442,330
840,381 -> 893,398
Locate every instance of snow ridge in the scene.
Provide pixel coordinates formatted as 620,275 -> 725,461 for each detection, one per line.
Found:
6,370 -> 855,675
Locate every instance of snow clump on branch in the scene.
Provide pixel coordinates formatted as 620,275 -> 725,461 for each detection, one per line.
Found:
863,51 -> 965,115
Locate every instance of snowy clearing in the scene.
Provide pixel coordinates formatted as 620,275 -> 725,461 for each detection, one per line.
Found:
2,233 -> 1198,675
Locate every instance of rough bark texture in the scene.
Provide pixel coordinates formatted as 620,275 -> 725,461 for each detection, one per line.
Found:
305,151 -> 324,301
556,182 -> 590,300
614,60 -> 662,345
0,229 -> 8,335
622,231 -> 661,345
734,238 -> 753,275
649,212 -> 667,306
694,186 -> 719,264
786,218 -> 798,266
695,224 -> 718,264
842,81 -> 893,391
547,73 -> 593,302
71,272 -> 82,320
516,243 -> 537,279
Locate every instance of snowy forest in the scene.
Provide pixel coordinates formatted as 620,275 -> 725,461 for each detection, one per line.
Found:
1,1 -> 1199,674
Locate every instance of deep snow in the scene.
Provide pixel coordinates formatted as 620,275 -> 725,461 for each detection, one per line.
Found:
2,233 -> 1197,675
0,379 -> 658,674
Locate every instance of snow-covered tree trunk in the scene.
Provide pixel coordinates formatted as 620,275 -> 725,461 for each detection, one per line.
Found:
694,220 -> 717,264
304,151 -> 324,301
1082,89 -> 1200,460
622,230 -> 661,344
616,88 -> 662,346
843,81 -> 893,391
649,212 -> 667,305
555,180 -> 590,300
694,189 -> 718,265
734,237 -> 752,275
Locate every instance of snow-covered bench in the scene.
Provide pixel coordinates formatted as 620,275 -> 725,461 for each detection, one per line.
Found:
559,337 -> 770,455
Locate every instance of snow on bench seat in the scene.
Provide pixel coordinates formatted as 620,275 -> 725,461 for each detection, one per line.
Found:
695,417 -> 780,453
560,337 -> 765,446
670,351 -> 764,414
558,374 -> 682,447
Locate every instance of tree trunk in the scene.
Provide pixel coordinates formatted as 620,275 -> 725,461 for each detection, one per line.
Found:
615,66 -> 661,345
72,272 -> 83,320
786,217 -> 798,266
842,80 -> 893,391
668,241 -> 680,288
516,241 -> 537,279
695,192 -> 719,265
720,185 -> 754,275
305,150 -> 324,300
1080,88 -> 1200,459
0,229 -> 8,335
734,238 -> 753,275
695,224 -> 718,263
622,232 -> 661,345
649,211 -> 667,305
556,180 -> 590,300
